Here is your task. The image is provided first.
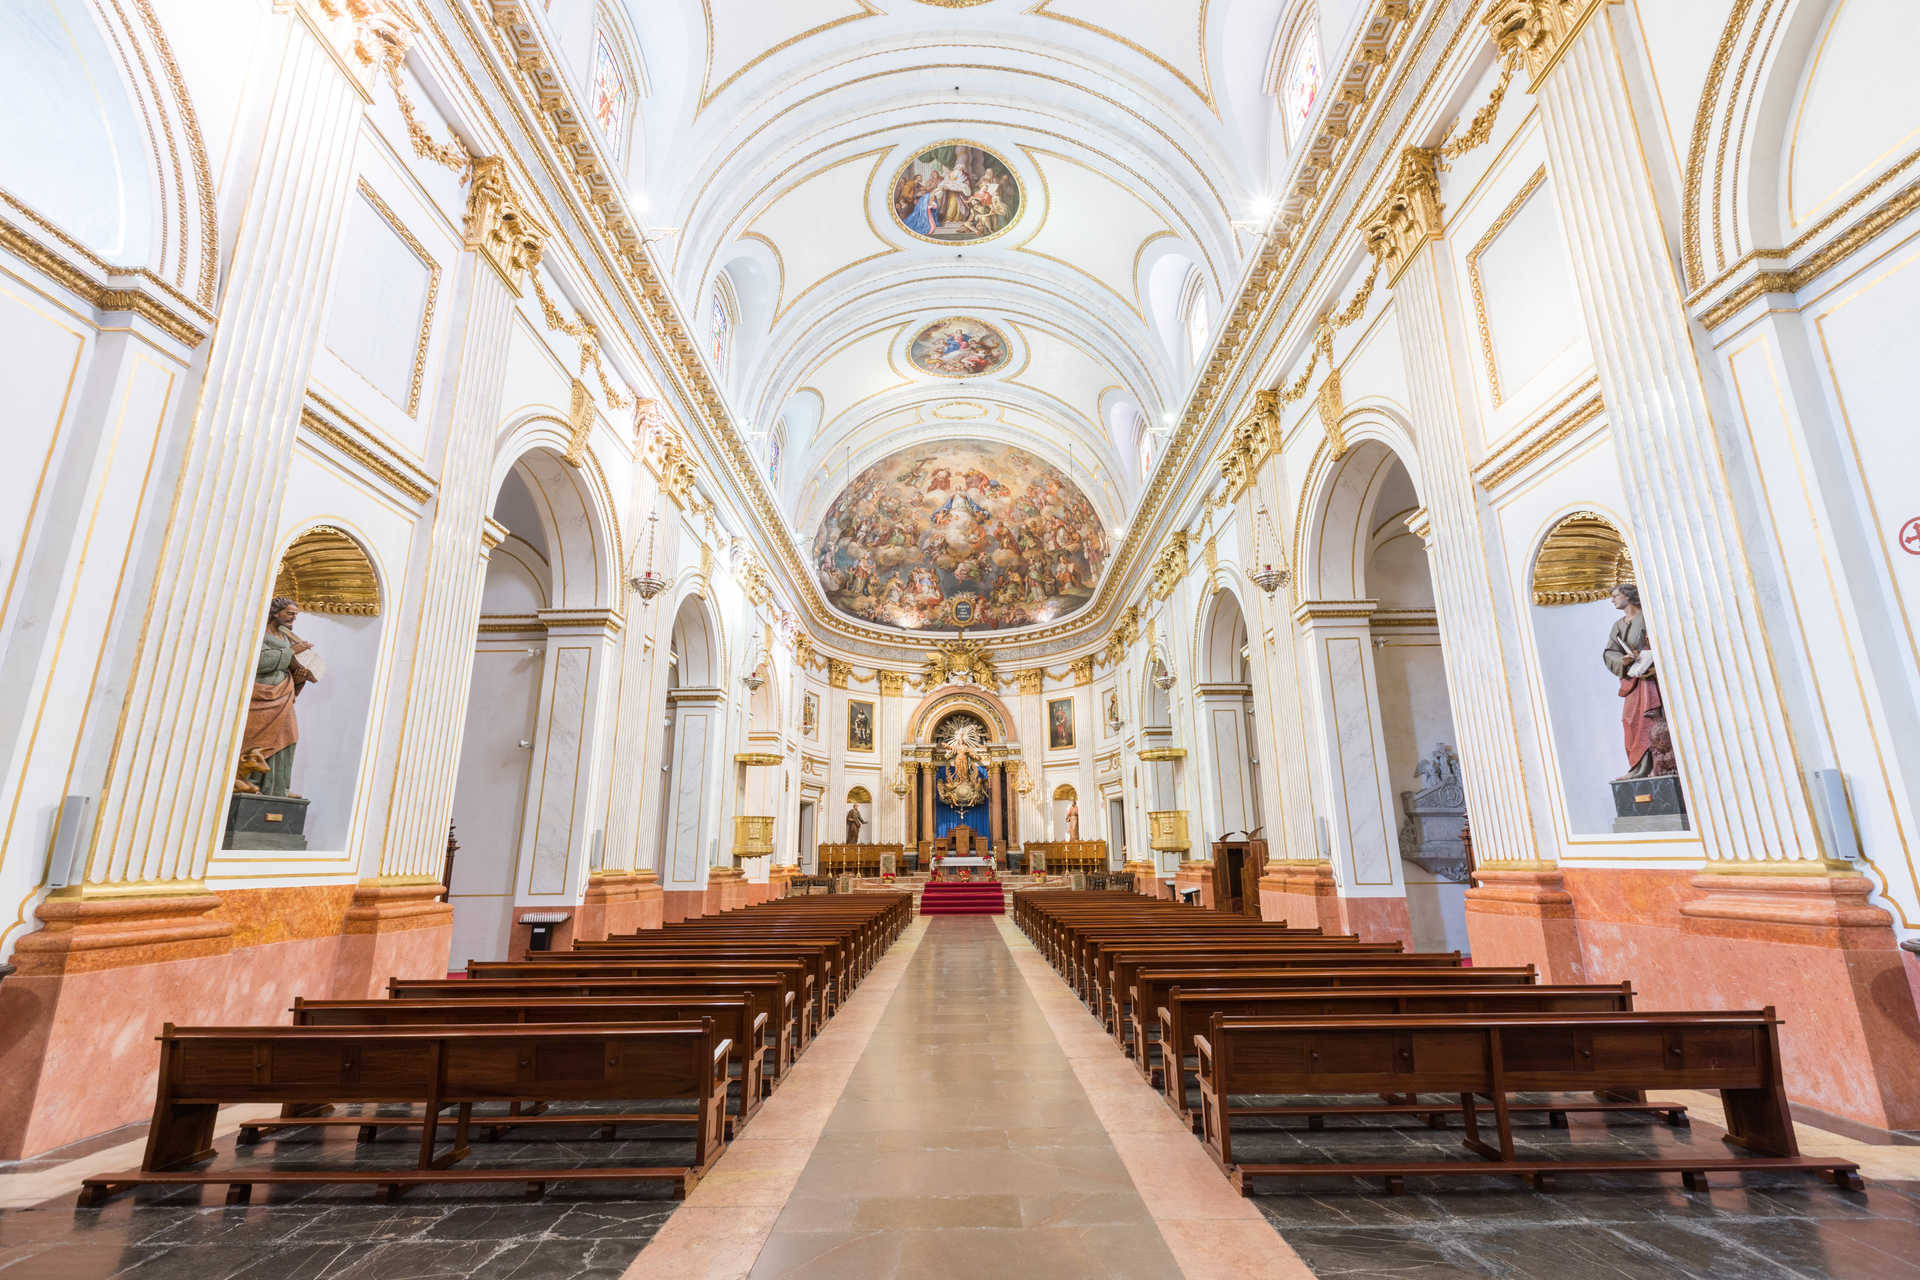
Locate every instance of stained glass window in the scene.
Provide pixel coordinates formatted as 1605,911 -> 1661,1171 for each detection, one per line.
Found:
1284,26 -> 1321,141
710,284 -> 734,381
1185,288 -> 1210,366
591,33 -> 627,160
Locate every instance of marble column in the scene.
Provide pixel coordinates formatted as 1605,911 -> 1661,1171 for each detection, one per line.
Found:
989,761 -> 1004,848
1364,152 -> 1552,869
920,762 -> 935,844
1364,146 -> 1579,977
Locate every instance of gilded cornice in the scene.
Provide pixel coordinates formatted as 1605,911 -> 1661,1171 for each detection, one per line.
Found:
1473,380 -> 1605,491
733,752 -> 783,767
0,203 -> 212,348
463,155 -> 547,294
1137,747 -> 1187,762
298,399 -> 435,504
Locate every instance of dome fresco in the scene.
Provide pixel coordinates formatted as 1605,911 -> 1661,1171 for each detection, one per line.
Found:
811,441 -> 1109,632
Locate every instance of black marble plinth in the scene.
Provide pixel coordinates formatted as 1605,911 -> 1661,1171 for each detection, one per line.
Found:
1612,775 -> 1689,825
223,793 -> 310,851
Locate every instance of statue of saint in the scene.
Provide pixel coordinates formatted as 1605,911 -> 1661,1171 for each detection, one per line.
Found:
1065,801 -> 1080,841
1602,583 -> 1667,779
846,804 -> 865,843
240,597 -> 318,796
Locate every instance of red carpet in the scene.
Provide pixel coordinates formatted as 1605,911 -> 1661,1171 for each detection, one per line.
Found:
919,880 -> 1006,915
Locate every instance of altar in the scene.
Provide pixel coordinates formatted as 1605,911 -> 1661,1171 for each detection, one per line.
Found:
932,855 -> 995,881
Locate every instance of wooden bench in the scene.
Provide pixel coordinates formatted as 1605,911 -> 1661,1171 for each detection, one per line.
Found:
78,1021 -> 733,1206
280,994 -> 768,1134
1155,983 -> 1686,1132
465,960 -> 816,1051
1094,945 -> 1423,1031
390,975 -> 799,1081
1125,965 -> 1540,1067
1193,1009 -> 1862,1194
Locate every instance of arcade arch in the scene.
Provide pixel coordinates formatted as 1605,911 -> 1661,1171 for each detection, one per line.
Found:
446,445 -> 619,965
1297,436 -> 1467,951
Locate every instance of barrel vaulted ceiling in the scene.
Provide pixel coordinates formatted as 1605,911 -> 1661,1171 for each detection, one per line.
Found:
588,0 -> 1314,630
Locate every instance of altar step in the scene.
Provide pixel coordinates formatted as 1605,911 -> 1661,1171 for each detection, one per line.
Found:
917,881 -> 1006,915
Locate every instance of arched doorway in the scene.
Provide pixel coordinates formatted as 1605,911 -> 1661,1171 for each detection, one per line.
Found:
656,593 -> 724,921
1298,436 -> 1467,951
447,446 -> 618,965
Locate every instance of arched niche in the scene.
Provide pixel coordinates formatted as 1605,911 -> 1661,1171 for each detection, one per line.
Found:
1524,509 -> 1668,835
226,523 -> 386,855
1051,782 -> 1079,841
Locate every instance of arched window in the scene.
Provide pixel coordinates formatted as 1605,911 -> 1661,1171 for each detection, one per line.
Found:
590,31 -> 629,161
1181,272 -> 1210,369
1281,21 -> 1321,143
710,274 -> 737,382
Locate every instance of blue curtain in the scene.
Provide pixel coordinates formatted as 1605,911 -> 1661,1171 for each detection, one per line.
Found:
934,765 -> 989,838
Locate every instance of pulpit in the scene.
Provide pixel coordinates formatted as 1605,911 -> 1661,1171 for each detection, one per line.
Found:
1209,838 -> 1266,918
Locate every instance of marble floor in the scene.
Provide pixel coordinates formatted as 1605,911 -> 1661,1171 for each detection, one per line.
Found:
5,915 -> 1920,1278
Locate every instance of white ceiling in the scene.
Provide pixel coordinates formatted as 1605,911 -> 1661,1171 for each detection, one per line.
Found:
588,0 -> 1310,611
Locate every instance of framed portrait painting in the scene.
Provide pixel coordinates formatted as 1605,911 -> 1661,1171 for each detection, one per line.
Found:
847,699 -> 875,752
1047,697 -> 1074,750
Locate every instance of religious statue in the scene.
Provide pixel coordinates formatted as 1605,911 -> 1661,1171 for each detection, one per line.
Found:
935,716 -> 989,811
239,597 -> 318,796
845,803 -> 866,843
1602,583 -> 1669,779
1065,800 -> 1080,841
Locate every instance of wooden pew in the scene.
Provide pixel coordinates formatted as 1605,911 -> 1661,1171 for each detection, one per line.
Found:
78,1021 -> 733,1206
465,960 -> 816,1051
281,994 -> 768,1134
390,976 -> 799,1082
1126,965 -> 1540,1067
1193,1009 -> 1862,1194
1154,983 -> 1685,1132
1094,945 -> 1423,1030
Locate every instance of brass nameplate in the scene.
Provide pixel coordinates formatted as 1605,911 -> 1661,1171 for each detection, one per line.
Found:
1634,794 -> 1651,803
265,813 -> 284,822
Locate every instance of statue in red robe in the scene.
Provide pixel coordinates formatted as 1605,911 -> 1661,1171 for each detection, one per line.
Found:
1602,584 -> 1667,779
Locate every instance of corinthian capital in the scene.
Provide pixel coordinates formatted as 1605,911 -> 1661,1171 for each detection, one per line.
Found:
1484,0 -> 1611,83
1363,146 -> 1443,284
464,156 -> 548,293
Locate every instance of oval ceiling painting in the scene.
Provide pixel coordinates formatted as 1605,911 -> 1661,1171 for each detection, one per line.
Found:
813,441 -> 1109,633
908,317 -> 1011,378
889,141 -> 1023,244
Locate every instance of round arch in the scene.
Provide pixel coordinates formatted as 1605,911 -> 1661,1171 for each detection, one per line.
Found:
1293,408 -> 1424,602
489,414 -> 624,613
906,685 -> 1017,743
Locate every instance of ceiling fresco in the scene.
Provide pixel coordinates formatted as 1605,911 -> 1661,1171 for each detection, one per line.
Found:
888,142 -> 1024,244
812,440 -> 1110,633
907,317 -> 1012,377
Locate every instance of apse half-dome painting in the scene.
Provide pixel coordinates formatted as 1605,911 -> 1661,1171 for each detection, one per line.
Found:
888,142 -> 1023,245
908,318 -> 1011,378
812,441 -> 1109,633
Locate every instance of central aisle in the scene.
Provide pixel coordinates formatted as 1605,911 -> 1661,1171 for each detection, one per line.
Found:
745,914 -> 1182,1277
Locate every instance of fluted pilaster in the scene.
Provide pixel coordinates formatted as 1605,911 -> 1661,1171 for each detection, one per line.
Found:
81,14 -> 368,889
1516,10 -> 1826,863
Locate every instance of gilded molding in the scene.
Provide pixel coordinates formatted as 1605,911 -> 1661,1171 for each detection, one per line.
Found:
733,752 -> 783,767
1465,167 -> 1550,406
1015,669 -> 1046,695
298,402 -> 435,503
1137,747 -> 1188,762
877,670 -> 907,696
1472,381 -> 1604,490
1292,599 -> 1380,623
352,180 -> 440,416
826,658 -> 852,689
1068,655 -> 1096,687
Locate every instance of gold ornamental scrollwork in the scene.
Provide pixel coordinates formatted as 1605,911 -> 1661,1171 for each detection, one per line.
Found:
1014,669 -> 1046,696
1485,0 -> 1614,84
918,636 -> 999,691
1363,146 -> 1445,285
826,658 -> 853,689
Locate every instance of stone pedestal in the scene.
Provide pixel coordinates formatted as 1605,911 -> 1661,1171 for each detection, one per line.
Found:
1464,865 -> 1587,983
1564,866 -> 1920,1130
1610,775 -> 1687,833
577,872 -> 647,941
